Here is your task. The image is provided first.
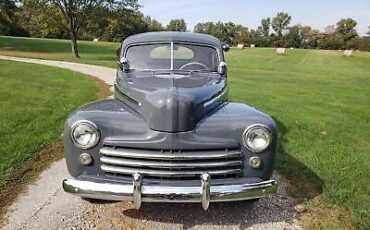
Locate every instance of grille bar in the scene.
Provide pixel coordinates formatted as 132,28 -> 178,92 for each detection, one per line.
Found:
101,156 -> 243,169
101,165 -> 242,178
100,147 -> 242,160
100,147 -> 243,179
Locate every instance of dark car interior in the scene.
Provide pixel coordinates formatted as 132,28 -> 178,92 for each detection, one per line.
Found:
126,43 -> 219,72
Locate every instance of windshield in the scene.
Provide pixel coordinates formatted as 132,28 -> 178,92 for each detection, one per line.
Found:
125,43 -> 219,72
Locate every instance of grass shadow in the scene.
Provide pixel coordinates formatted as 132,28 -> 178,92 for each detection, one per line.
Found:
273,117 -> 324,202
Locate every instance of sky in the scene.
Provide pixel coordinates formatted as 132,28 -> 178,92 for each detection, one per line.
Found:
138,0 -> 370,36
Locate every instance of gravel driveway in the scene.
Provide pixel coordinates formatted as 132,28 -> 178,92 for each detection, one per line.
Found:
0,56 -> 301,230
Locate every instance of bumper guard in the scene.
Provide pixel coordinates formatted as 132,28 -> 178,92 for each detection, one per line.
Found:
62,173 -> 277,210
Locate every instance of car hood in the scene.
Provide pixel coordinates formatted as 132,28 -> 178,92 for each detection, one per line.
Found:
114,71 -> 228,132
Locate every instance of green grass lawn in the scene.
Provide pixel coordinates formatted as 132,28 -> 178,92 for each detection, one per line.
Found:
0,60 -> 102,183
227,48 -> 370,229
1,36 -> 370,229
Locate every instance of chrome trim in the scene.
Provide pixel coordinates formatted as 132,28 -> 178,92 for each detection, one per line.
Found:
100,147 -> 242,160
101,165 -> 241,178
242,124 -> 273,153
201,173 -> 211,210
203,87 -> 228,107
100,156 -> 242,169
217,61 -> 227,75
79,153 -> 93,166
133,173 -> 142,209
70,120 -> 100,150
170,41 -> 174,70
62,178 -> 277,210
249,156 -> 262,169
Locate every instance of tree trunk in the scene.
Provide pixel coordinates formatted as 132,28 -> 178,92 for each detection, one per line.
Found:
70,31 -> 80,58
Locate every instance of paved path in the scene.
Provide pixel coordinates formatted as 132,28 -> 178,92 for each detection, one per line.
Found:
0,55 -> 116,85
0,55 -> 301,230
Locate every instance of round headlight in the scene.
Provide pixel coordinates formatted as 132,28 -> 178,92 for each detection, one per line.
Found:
71,120 -> 100,149
243,124 -> 272,153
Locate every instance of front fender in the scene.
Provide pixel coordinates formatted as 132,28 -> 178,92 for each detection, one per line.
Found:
63,100 -> 277,180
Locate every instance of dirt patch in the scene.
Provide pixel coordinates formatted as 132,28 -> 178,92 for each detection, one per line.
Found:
93,75 -> 113,99
281,175 -> 353,229
0,141 -> 64,225
298,196 -> 352,230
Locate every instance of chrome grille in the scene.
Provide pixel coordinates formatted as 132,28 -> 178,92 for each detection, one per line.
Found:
100,147 -> 243,179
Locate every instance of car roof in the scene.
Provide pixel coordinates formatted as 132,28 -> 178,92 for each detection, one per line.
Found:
122,32 -> 222,48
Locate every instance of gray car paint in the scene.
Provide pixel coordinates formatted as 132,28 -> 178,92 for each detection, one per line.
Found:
63,32 -> 277,186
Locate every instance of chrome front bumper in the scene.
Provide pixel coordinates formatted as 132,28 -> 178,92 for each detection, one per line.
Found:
62,173 -> 277,210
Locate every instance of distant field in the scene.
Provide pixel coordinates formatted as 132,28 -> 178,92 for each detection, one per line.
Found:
1,36 -> 370,229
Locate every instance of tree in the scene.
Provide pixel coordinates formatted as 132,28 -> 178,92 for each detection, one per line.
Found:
300,26 -> 318,49
286,24 -> 302,48
0,0 -> 16,34
194,21 -> 246,46
260,17 -> 272,47
272,12 -> 292,47
166,19 -> 186,32
17,0 -> 67,38
248,28 -> 263,47
261,17 -> 271,37
321,24 -> 344,50
82,5 -> 112,40
102,11 -> 147,42
335,18 -> 358,48
34,0 -> 139,58
144,16 -> 164,31
367,26 -> 370,35
235,26 -> 249,46
0,0 -> 27,36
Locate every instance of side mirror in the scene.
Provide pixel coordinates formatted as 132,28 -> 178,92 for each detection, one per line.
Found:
118,57 -> 130,71
222,44 -> 230,52
218,62 -> 227,75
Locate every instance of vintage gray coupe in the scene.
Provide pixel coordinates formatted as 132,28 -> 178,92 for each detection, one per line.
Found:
62,32 -> 278,210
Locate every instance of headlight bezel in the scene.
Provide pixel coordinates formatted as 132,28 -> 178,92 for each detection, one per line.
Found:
70,120 -> 100,149
242,124 -> 272,153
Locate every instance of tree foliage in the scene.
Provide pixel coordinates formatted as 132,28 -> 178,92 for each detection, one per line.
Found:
261,17 -> 271,37
30,0 -> 139,58
144,16 -> 164,31
17,0 -> 67,38
335,18 -> 358,48
271,12 -> 291,47
3,4 -> 369,52
194,21 -> 247,46
0,0 -> 27,36
166,19 -> 187,32
272,12 -> 291,38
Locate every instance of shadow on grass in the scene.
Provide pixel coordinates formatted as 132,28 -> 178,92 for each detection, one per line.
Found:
273,117 -> 324,202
